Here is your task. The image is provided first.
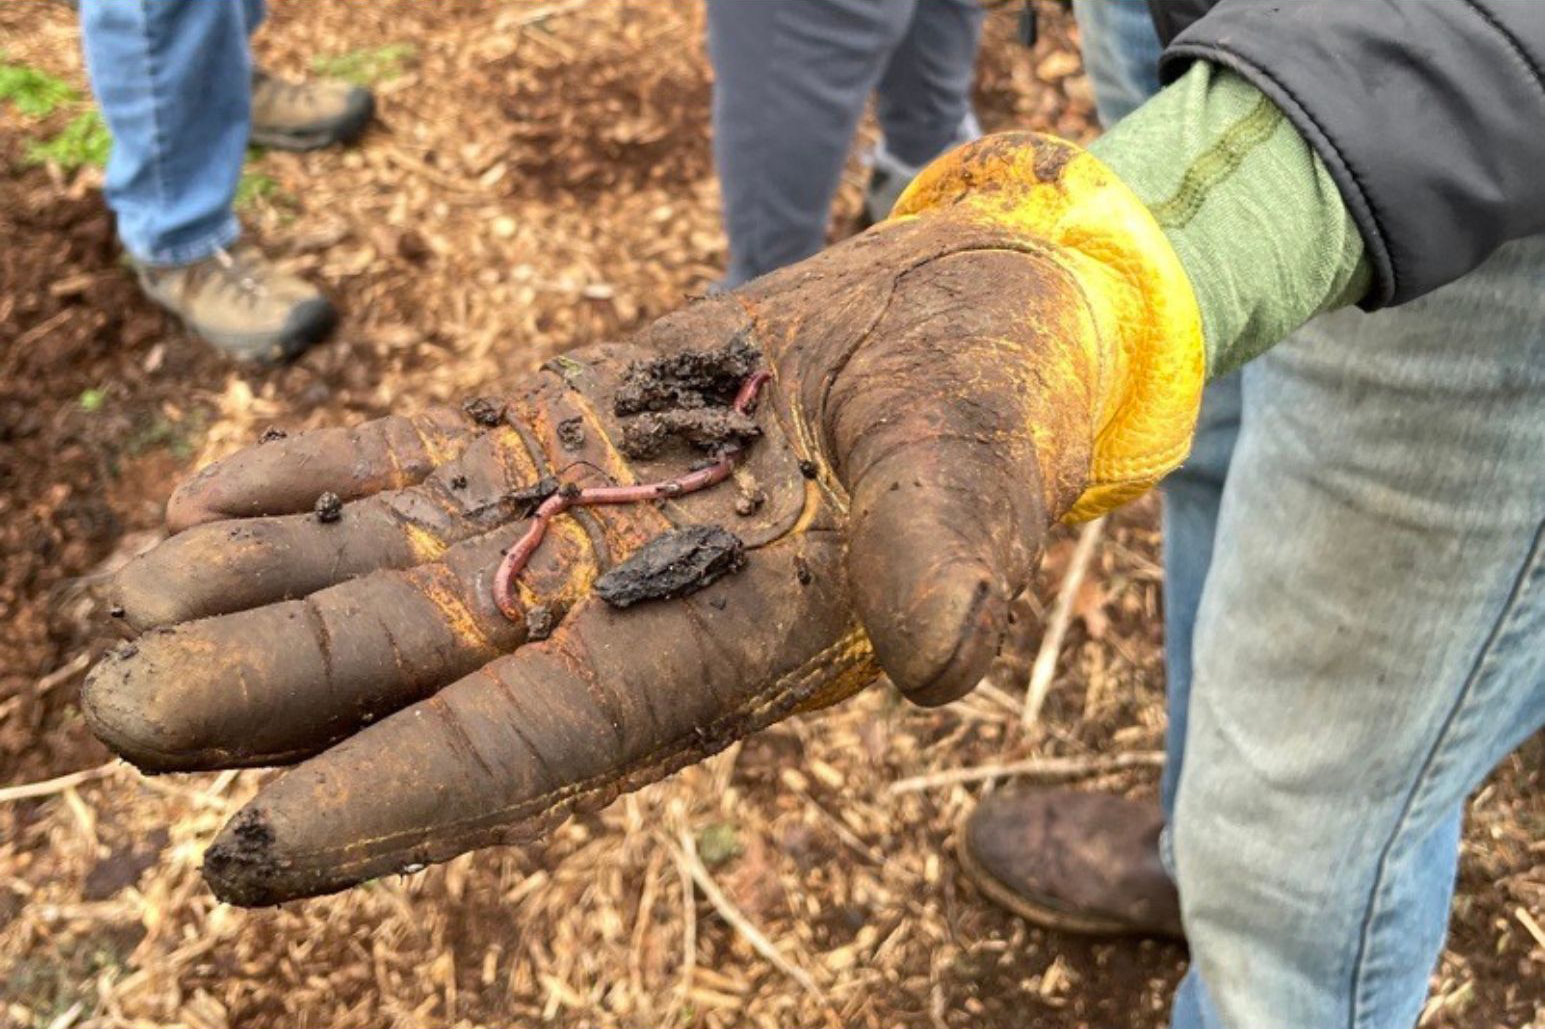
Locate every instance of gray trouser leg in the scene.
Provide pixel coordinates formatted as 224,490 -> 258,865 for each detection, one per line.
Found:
709,0 -> 934,287
874,0 -> 984,166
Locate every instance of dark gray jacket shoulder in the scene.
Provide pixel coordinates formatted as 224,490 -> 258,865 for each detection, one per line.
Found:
1148,0 -> 1545,308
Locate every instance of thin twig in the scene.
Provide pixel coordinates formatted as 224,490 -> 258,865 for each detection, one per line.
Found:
629,845 -> 666,1012
888,750 -> 1163,794
0,761 -> 117,804
1022,516 -> 1106,726
509,0 -> 587,28
672,828 -> 824,1000
383,148 -> 482,193
1516,905 -> 1545,952
971,680 -> 1023,718
669,837 -> 697,1021
35,651 -> 92,695
13,308 -> 73,350
43,999 -> 85,1029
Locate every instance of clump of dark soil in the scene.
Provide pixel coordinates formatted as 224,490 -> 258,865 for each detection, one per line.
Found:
556,415 -> 585,451
313,491 -> 344,523
613,334 -> 760,415
593,525 -> 746,608
201,806 -> 281,907
524,604 -> 556,641
619,406 -> 760,460
461,395 -> 506,427
613,335 -> 763,459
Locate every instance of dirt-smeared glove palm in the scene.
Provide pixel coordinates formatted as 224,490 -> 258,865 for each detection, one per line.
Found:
83,135 -> 1203,905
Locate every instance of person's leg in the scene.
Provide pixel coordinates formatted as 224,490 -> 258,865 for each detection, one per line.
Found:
872,0 -> 982,166
858,0 -> 983,225
240,0 -> 264,35
79,0 -> 250,266
707,0 -> 917,288
1070,0 -> 1162,127
1156,375 -> 1239,817
1169,235 -> 1545,1029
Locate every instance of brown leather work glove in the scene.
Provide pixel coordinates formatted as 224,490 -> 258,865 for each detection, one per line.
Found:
83,135 -> 1203,905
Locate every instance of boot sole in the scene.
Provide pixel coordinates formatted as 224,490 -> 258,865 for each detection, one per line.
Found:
954,825 -> 1183,939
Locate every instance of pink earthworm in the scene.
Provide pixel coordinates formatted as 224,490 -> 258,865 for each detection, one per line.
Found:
493,370 -> 773,622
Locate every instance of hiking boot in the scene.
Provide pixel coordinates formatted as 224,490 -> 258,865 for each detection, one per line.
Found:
958,787 -> 1184,938
859,149 -> 915,230
133,244 -> 336,363
250,69 -> 374,151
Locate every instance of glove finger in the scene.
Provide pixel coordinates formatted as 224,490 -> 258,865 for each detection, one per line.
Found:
198,535 -> 874,905
110,424 -> 549,631
82,512 -> 605,772
831,250 -> 1090,705
167,408 -> 475,533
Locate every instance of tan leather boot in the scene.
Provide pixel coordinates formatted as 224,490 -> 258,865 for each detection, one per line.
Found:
133,243 -> 335,362
250,69 -> 373,151
959,788 -> 1184,938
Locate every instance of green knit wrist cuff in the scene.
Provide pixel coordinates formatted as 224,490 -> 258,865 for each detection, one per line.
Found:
1089,62 -> 1371,377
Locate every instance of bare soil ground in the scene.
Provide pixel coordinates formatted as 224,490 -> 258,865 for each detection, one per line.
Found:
1,3 -> 1540,1028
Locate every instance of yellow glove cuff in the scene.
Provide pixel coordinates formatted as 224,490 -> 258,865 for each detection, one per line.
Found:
892,133 -> 1205,522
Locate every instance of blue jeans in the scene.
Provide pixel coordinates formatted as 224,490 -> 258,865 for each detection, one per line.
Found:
1075,2 -> 1545,1027
79,0 -> 262,266
707,0 -> 983,287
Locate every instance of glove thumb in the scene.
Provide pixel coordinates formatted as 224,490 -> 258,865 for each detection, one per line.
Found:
828,253 -> 1090,707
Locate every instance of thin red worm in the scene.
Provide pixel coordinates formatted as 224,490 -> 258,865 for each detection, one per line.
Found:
493,370 -> 773,622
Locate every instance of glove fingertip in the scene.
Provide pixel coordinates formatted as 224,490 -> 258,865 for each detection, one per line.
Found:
857,554 -> 1010,707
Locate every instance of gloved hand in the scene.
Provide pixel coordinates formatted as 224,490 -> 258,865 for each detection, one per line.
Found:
84,134 -> 1203,905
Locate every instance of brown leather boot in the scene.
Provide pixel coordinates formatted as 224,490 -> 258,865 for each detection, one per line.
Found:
958,787 -> 1184,939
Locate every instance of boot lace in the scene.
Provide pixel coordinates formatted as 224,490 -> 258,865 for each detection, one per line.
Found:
189,246 -> 271,310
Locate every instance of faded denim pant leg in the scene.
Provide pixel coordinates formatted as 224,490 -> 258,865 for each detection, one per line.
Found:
79,0 -> 263,266
707,0 -> 982,288
1077,2 -> 1545,1027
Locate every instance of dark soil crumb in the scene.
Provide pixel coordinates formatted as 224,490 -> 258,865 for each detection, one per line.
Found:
612,336 -> 765,460
314,491 -> 344,523
462,396 -> 506,427
594,525 -> 746,609
619,408 -> 760,460
259,426 -> 288,443
506,476 -> 560,517
202,807 -> 281,906
556,415 -> 586,451
525,604 -> 556,641
613,333 -> 761,416
395,229 -> 431,264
